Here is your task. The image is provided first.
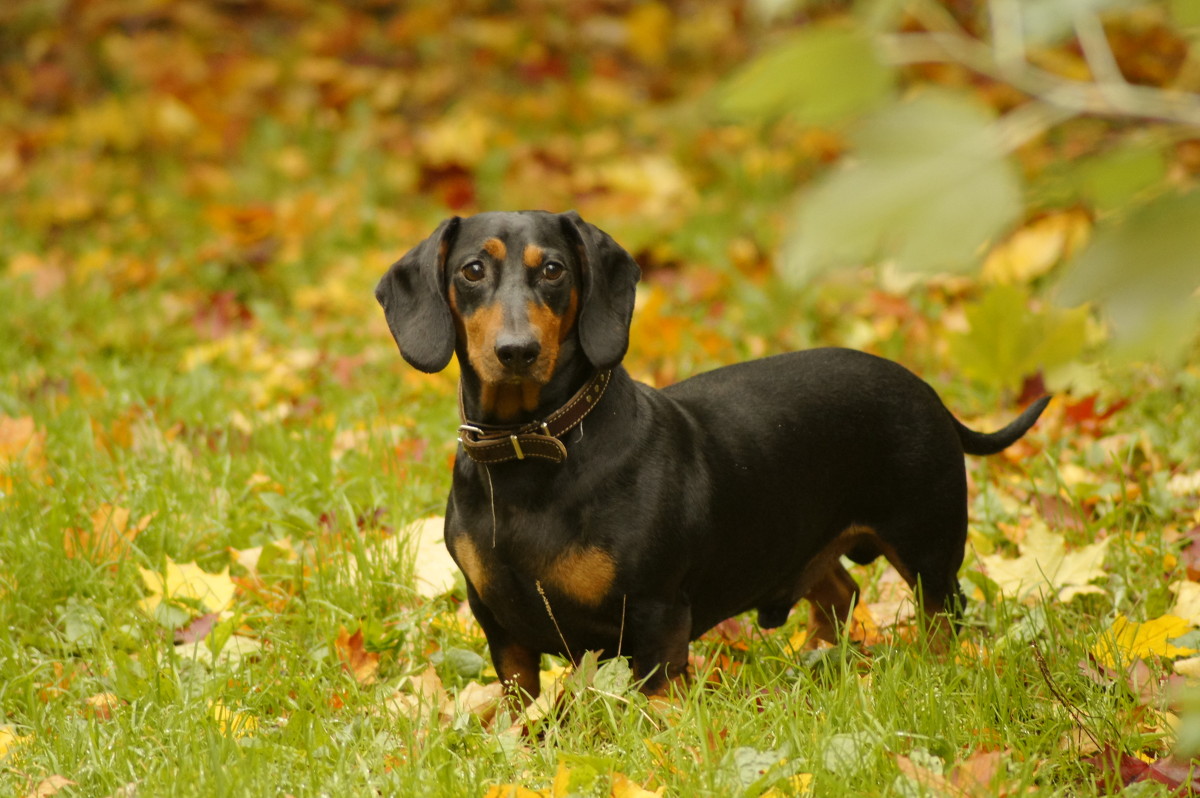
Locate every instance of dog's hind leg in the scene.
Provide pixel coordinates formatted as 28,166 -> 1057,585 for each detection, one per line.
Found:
803,562 -> 860,646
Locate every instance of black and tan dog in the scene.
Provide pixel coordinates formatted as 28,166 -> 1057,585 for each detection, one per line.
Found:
376,210 -> 1049,701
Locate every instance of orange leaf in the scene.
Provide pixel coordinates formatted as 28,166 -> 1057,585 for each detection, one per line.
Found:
482,787 -> 547,798
26,775 -> 75,798
611,772 -> 665,798
64,504 -> 152,568
335,626 -> 380,685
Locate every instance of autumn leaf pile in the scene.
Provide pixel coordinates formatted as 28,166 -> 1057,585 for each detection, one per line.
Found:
2,0 -> 1200,796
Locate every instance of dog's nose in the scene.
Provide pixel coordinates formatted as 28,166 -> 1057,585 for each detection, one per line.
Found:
495,336 -> 541,369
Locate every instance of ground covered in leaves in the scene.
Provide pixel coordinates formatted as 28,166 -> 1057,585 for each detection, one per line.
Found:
2,1 -> 1200,796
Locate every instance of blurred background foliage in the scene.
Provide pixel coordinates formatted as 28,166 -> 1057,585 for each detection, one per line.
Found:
1,0 -> 1197,403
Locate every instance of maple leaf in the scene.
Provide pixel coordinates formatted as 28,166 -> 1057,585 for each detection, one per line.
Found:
335,626 -> 380,686
976,522 -> 1110,602
138,556 -> 236,624
1093,614 -> 1198,669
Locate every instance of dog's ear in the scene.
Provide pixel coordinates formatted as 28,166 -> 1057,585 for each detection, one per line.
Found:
560,211 -> 641,370
375,217 -> 461,373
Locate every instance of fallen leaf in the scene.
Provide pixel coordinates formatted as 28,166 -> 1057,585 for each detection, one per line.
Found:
210,701 -> 258,738
335,626 -> 380,686
453,680 -> 505,725
1094,614 -> 1197,669
1170,581 -> 1200,627
404,517 -> 460,599
139,557 -> 236,621
981,210 -> 1090,285
0,414 -> 48,492
483,786 -> 548,798
0,726 -> 29,759
761,773 -> 815,797
64,504 -> 153,568
175,612 -> 220,645
977,522 -> 1109,602
610,772 -> 665,798
84,691 -> 120,721
26,775 -> 75,798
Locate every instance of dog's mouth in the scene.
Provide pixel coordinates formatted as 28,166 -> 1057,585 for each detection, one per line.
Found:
477,377 -> 546,421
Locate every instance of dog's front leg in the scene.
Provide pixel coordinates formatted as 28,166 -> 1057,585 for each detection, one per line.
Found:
464,584 -> 542,705
627,598 -> 692,697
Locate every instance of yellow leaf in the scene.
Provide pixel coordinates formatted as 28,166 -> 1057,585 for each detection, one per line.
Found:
611,772 -> 666,797
1093,614 -> 1198,669
139,557 -> 236,618
1173,655 -> 1200,679
552,762 -> 572,797
625,3 -> 672,65
403,517 -> 460,600
761,773 -> 815,797
976,522 -> 1109,602
210,701 -> 258,738
1171,581 -> 1200,626
482,787 -> 548,798
0,726 -> 29,760
982,211 -> 1090,284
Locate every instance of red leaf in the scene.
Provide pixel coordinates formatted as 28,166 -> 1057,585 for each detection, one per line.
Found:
175,612 -> 220,644
1063,395 -> 1129,434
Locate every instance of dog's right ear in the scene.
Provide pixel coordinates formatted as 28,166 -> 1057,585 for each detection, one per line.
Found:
375,217 -> 461,373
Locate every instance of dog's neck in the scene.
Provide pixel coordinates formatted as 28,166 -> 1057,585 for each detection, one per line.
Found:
457,354 -> 597,427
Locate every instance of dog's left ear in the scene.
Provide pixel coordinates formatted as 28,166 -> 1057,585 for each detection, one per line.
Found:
375,217 -> 461,373
559,211 -> 641,370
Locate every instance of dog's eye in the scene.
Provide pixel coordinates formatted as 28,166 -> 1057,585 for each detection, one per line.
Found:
543,261 -> 565,281
462,261 -> 486,282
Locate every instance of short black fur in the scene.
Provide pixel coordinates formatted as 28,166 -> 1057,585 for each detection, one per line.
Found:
377,210 -> 1050,700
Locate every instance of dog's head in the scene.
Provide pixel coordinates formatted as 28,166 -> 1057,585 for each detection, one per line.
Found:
376,211 -> 640,418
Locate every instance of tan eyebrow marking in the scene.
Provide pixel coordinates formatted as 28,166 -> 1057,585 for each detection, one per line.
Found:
482,237 -> 506,260
523,244 -> 544,268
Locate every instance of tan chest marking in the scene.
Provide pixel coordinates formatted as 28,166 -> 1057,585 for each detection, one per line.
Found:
544,546 -> 616,607
450,536 -> 489,595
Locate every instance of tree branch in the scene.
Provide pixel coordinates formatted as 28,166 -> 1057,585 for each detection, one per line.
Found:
878,29 -> 1200,128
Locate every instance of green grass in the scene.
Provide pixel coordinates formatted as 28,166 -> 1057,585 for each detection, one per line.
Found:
4,2 -> 1200,794
3,255 -> 1198,795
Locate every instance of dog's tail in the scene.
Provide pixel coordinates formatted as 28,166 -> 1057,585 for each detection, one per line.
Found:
954,395 -> 1052,456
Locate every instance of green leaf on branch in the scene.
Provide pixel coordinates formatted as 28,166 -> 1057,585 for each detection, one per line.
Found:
1057,190 -> 1200,362
783,92 -> 1023,279
948,283 -> 1089,394
717,24 -> 894,125
1071,143 -> 1168,213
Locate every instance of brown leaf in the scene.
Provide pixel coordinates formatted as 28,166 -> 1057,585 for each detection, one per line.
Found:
335,626 -> 379,686
454,681 -> 505,725
84,691 -> 120,721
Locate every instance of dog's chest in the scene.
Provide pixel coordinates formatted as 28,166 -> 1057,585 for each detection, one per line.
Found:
446,520 -> 617,609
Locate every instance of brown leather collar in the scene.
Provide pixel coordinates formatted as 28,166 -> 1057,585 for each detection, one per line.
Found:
456,370 -> 612,464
